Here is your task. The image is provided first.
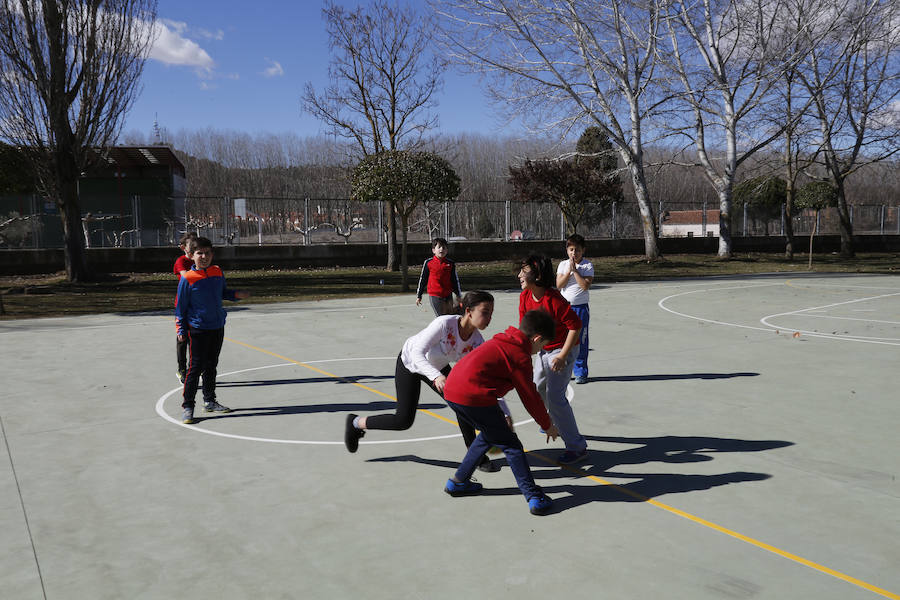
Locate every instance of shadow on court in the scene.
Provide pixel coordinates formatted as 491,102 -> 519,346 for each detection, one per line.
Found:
587,372 -> 759,382
217,374 -> 393,387
196,401 -> 444,420
367,434 -> 791,513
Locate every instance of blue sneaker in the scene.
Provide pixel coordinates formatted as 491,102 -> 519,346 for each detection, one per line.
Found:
558,449 -> 588,465
444,478 -> 483,497
528,494 -> 553,515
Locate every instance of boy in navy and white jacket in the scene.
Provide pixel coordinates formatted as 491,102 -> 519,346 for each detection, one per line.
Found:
175,237 -> 249,424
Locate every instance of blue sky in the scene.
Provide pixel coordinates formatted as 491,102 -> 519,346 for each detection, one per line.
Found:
124,0 -> 514,139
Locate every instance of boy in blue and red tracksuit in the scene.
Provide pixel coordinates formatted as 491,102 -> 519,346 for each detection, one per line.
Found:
415,237 -> 462,317
175,237 -> 249,424
442,310 -> 561,516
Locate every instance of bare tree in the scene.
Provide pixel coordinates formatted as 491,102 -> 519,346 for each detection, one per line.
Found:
303,1 -> 445,271
435,0 -> 666,259
0,0 -> 157,281
661,0 -> 813,258
352,151 -> 459,291
794,0 -> 900,257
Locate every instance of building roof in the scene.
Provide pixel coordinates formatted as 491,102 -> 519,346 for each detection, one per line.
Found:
92,146 -> 185,178
662,209 -> 720,225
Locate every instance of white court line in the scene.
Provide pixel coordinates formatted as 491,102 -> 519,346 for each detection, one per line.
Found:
789,314 -> 900,326
760,291 -> 900,345
657,283 -> 783,333
659,282 -> 900,345
155,358 -> 545,445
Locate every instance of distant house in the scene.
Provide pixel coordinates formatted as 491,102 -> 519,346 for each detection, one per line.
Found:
0,145 -> 186,248
660,209 -> 720,237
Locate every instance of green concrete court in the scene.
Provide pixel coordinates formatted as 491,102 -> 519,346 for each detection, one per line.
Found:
1,272 -> 898,600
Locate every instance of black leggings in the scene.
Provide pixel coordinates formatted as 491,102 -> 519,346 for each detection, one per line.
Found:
365,354 -> 477,446
182,327 -> 224,408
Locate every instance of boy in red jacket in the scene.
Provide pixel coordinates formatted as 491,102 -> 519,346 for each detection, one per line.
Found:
415,237 -> 462,316
442,310 -> 560,515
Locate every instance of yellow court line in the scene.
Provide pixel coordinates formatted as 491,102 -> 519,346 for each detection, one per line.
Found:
224,337 -> 459,426
225,336 -> 899,600
526,452 -> 898,600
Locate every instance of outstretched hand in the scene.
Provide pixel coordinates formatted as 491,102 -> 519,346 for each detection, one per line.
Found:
544,424 -> 560,442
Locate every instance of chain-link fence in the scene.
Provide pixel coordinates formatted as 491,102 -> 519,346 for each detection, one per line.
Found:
2,194 -> 899,249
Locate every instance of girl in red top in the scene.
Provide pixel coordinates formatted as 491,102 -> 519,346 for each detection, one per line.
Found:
518,254 -> 588,464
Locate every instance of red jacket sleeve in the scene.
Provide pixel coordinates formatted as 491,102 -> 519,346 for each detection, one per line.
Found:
554,293 -> 582,331
510,367 -> 551,431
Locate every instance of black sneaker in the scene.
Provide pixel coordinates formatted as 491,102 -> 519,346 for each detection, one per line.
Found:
477,455 -> 500,472
528,493 -> 553,515
558,449 -> 589,465
344,413 -> 364,453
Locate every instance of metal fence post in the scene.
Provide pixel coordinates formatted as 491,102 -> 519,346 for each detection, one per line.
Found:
781,203 -> 785,235
881,204 -> 885,235
223,196 -> 229,244
378,200 -> 383,244
612,201 -> 617,239
444,200 -> 449,238
304,198 -> 310,246
742,202 -> 747,236
132,195 -> 142,247
505,199 -> 510,241
702,201 -> 707,237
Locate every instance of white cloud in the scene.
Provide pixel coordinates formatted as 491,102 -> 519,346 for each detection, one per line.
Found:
149,19 -> 215,71
261,58 -> 284,78
197,28 -> 225,41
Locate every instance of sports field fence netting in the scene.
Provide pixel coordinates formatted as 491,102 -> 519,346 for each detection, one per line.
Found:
2,194 -> 899,249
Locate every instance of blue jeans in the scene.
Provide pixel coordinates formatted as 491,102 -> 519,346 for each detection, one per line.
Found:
534,347 -> 587,452
570,304 -> 590,378
447,401 -> 544,501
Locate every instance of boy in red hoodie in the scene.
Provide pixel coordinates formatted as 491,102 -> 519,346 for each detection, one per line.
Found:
442,310 -> 560,515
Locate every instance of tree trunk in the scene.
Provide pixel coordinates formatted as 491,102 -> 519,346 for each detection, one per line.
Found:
784,182 -> 795,260
58,173 -> 90,282
385,202 -> 399,271
400,213 -> 410,292
834,182 -> 855,258
808,209 -> 818,270
717,187 -> 733,259
627,159 -> 660,260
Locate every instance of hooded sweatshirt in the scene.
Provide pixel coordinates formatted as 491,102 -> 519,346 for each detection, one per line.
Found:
443,326 -> 551,431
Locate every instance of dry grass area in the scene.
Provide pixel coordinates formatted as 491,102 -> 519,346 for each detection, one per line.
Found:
1,252 -> 898,320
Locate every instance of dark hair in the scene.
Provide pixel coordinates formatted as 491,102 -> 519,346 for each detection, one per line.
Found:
432,237 -> 448,249
458,290 -> 494,314
195,237 -> 213,251
520,309 -> 555,341
566,233 -> 586,249
519,254 -> 554,288
179,232 -> 198,246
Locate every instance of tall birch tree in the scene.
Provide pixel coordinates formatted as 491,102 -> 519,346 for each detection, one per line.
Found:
661,0 -> 810,258
435,0 -> 667,259
794,0 -> 900,258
